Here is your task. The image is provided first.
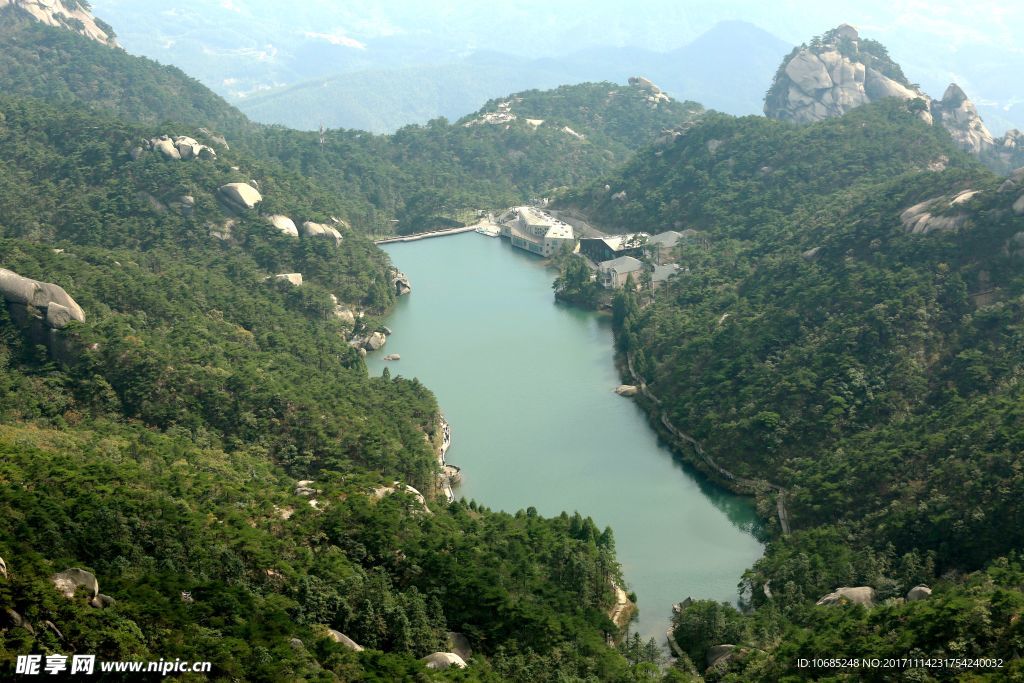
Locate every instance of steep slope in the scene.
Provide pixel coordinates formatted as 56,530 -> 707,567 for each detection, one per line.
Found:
0,16 -> 250,133
0,86 -> 650,680
765,24 -> 1024,171
560,93 -> 1024,677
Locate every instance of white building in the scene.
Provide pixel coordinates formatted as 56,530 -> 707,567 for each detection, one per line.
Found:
501,207 -> 576,257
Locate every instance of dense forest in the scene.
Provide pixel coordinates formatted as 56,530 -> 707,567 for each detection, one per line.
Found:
5,4 -> 1024,680
0,21 -> 658,681
561,99 -> 1024,679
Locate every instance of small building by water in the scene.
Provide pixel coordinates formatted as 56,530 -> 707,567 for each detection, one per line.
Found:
599,255 -> 645,289
501,207 -> 576,257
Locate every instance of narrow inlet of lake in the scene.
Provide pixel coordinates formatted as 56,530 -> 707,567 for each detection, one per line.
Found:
367,233 -> 763,643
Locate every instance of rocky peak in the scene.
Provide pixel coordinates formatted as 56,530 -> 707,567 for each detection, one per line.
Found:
765,24 -> 925,125
931,83 -> 995,156
765,25 -> 1024,170
0,0 -> 117,47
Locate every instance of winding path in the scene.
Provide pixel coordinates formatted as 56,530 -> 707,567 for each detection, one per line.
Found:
625,353 -> 791,535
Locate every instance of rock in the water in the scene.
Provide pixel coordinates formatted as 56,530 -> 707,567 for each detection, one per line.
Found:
420,652 -> 467,670
267,215 -> 299,238
390,270 -> 412,297
0,268 -> 86,326
52,568 -> 99,600
816,586 -> 876,607
447,632 -> 472,661
383,354 -> 401,361
326,629 -> 364,652
615,385 -> 639,397
707,644 -> 736,668
301,221 -> 342,244
906,585 -> 932,602
363,332 -> 387,351
219,183 -> 263,211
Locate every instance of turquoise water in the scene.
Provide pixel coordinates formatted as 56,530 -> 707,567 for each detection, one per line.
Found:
368,233 -> 763,643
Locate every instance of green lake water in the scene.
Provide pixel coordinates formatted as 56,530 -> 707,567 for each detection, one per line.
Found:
367,232 -> 763,643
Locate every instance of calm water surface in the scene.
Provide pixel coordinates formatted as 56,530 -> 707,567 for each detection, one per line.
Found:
368,233 -> 763,643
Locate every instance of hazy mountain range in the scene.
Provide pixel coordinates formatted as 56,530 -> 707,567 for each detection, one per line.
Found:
91,0 -> 1024,134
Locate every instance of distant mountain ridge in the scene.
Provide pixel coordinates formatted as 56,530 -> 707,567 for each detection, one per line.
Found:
233,21 -> 791,133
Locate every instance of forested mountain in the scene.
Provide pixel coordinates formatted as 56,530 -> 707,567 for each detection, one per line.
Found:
0,16 -> 705,237
560,94 -> 1024,678
0,13 -> 661,683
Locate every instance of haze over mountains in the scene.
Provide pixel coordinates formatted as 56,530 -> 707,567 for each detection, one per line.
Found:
91,0 -> 1024,134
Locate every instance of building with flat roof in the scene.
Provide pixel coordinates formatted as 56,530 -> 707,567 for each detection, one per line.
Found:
598,255 -> 644,289
500,207 -> 576,257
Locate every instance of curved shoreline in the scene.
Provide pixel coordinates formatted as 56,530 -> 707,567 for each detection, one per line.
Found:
437,415 -> 459,503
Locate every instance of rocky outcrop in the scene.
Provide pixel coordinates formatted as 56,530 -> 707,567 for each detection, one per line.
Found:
707,644 -> 737,669
364,331 -> 387,352
1014,194 -> 1024,216
900,195 -> 972,235
628,76 -> 671,106
267,215 -> 299,238
420,652 -> 467,670
906,585 -> 932,602
328,294 -> 356,324
300,221 -> 342,245
0,268 -> 85,329
447,632 -> 472,661
0,556 -> 6,579
144,135 -> 217,162
90,594 -> 116,609
765,25 -> 924,125
219,183 -> 263,211
272,273 -> 303,286
931,84 -> 995,157
0,0 -> 117,46
615,385 -> 639,397
326,629 -> 364,652
765,25 -> 1024,169
2,608 -> 33,633
51,568 -> 99,600
816,586 -> 876,607
390,270 -> 412,297
372,482 -> 430,514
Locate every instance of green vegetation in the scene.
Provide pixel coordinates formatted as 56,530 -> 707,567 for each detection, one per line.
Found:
0,42 -> 652,680
562,99 -> 1024,678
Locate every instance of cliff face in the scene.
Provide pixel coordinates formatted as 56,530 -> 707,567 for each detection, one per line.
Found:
0,0 -> 116,46
765,25 -> 924,125
765,24 -> 1023,170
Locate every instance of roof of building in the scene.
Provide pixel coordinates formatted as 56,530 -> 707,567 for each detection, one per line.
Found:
600,255 -> 644,273
653,263 -> 681,282
647,231 -> 683,248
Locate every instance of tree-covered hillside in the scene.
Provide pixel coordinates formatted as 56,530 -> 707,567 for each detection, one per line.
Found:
561,100 -> 1024,678
0,16 -> 704,237
0,89 -> 652,680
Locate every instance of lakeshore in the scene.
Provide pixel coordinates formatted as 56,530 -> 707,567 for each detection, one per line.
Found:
366,232 -> 763,644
